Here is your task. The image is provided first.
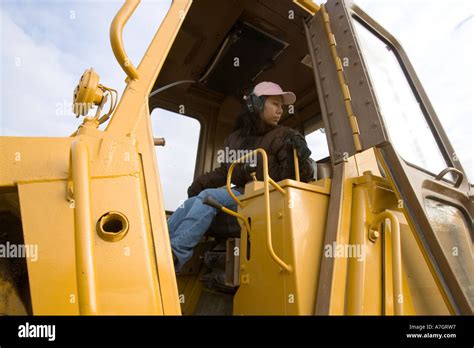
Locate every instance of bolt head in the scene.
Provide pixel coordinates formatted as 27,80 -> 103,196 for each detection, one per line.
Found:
369,229 -> 380,242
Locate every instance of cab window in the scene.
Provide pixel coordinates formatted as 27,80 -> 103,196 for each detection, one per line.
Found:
305,127 -> 330,162
351,19 -> 449,177
150,108 -> 201,211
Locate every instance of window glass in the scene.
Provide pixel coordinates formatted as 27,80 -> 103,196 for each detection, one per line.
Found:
150,109 -> 200,211
424,197 -> 474,308
352,19 -> 448,176
305,127 -> 330,162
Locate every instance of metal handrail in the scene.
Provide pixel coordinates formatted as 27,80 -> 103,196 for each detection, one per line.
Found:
110,0 -> 140,80
370,211 -> 403,315
435,167 -> 464,188
293,148 -> 300,182
70,140 -> 98,314
227,149 -> 292,273
201,196 -> 251,239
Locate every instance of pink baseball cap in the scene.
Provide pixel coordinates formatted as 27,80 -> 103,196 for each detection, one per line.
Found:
253,81 -> 296,105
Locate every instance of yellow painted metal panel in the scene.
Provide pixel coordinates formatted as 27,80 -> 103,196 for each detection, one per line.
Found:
18,182 -> 79,315
234,180 -> 330,315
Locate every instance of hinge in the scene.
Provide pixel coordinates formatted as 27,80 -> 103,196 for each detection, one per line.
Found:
321,4 -> 362,152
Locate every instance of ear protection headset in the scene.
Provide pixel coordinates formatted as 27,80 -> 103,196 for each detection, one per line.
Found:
244,93 -> 265,114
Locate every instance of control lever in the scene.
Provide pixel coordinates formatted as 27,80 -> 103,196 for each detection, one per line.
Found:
244,163 -> 258,181
202,196 -> 251,239
202,196 -> 223,210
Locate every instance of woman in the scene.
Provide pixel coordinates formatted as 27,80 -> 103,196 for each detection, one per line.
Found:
168,81 -> 314,271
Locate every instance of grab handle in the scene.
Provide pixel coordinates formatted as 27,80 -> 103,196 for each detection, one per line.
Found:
226,149 -> 291,273
435,167 -> 463,188
110,0 -> 140,80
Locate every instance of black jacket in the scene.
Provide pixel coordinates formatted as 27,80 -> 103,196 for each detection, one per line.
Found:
188,124 -> 314,197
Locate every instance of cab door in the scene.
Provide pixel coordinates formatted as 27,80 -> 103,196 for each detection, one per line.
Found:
305,0 -> 473,314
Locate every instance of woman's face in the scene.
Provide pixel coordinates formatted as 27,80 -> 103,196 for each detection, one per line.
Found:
261,95 -> 284,126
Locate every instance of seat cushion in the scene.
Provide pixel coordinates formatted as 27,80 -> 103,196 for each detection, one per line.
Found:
206,212 -> 241,238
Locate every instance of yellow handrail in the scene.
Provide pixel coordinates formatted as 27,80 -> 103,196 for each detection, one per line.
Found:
110,0 -> 140,80
293,148 -> 300,182
70,140 -> 98,314
227,149 -> 292,273
370,211 -> 403,315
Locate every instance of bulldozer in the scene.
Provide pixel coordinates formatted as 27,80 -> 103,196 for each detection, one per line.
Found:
0,0 -> 472,316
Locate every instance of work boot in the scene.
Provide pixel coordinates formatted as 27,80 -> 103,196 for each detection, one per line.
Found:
200,269 -> 236,294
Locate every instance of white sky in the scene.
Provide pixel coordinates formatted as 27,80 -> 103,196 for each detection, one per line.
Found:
1,0 -> 472,210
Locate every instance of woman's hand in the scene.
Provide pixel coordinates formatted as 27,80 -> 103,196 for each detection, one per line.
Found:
286,134 -> 311,160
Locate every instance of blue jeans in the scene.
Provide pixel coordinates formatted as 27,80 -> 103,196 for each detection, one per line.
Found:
168,188 -> 241,271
